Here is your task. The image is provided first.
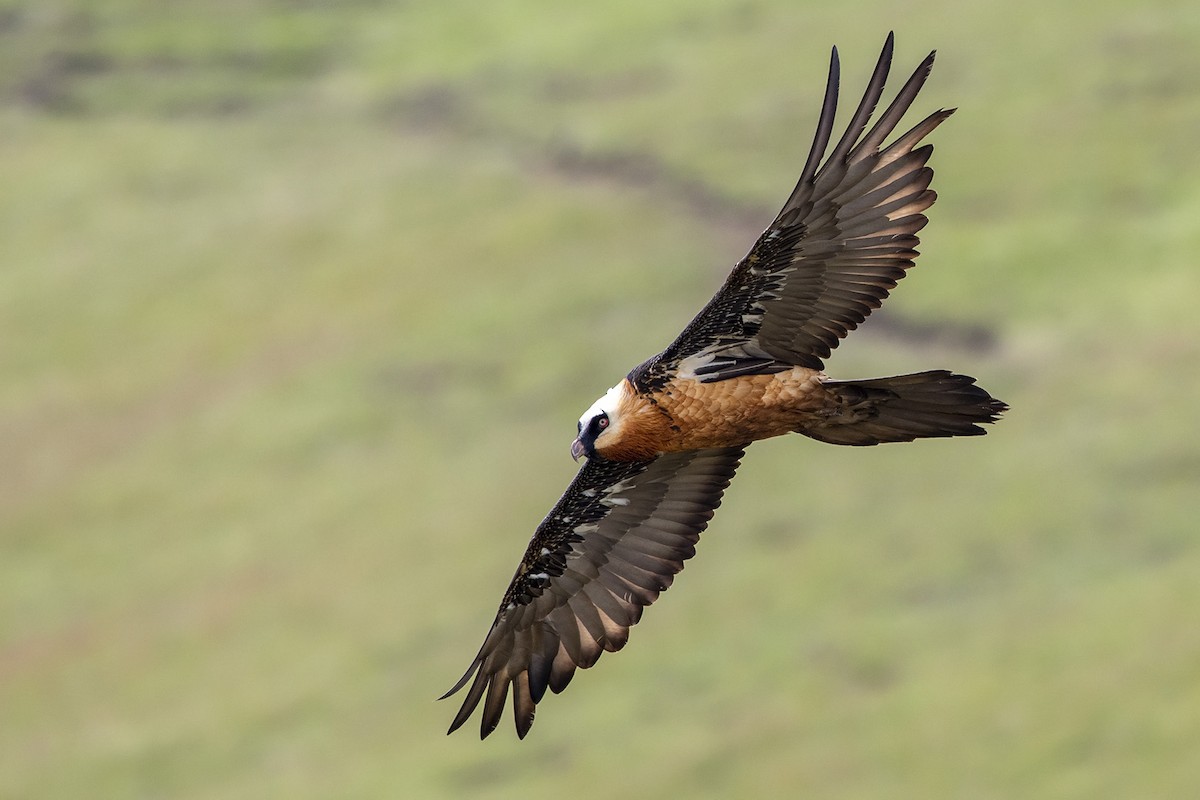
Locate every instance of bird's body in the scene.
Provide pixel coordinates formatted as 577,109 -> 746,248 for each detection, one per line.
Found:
443,34 -> 1007,740
586,369 -> 824,460
584,365 -> 1000,460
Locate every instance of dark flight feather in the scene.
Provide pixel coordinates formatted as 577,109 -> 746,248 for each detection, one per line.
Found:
441,447 -> 744,739
631,34 -> 952,391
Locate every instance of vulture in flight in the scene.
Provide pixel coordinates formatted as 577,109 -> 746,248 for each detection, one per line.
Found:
442,33 -> 1006,739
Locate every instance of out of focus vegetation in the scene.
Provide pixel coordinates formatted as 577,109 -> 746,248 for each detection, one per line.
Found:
3,1 -> 1199,798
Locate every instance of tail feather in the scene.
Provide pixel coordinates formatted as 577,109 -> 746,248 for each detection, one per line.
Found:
804,370 -> 1006,446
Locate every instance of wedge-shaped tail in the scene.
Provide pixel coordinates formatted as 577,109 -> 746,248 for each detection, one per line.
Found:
803,370 -> 1006,446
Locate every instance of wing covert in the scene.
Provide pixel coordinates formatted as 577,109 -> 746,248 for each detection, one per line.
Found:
632,33 -> 953,390
441,446 -> 745,739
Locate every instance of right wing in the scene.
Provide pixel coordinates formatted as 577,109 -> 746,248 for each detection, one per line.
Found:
441,446 -> 745,739
633,33 -> 953,390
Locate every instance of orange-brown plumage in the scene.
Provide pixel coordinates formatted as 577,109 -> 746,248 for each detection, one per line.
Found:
593,369 -> 831,460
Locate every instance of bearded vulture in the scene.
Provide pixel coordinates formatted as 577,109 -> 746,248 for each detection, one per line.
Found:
442,33 -> 1006,739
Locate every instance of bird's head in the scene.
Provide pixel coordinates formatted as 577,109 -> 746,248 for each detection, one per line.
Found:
571,382 -> 625,461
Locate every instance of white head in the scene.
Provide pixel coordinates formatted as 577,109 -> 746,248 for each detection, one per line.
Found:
571,382 -> 625,461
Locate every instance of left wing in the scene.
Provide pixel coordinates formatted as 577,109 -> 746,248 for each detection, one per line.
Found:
632,34 -> 952,390
441,446 -> 745,739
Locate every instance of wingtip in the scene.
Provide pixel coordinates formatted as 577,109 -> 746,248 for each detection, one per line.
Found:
437,662 -> 476,702
515,713 -> 534,740
875,32 -> 894,73
445,715 -> 466,736
480,717 -> 500,740
445,699 -> 476,736
919,48 -> 937,75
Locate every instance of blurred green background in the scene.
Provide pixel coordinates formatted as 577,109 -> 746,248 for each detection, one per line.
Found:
3,0 -> 1199,797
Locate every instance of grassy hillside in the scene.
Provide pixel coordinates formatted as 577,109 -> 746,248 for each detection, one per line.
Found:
3,1 -> 1199,797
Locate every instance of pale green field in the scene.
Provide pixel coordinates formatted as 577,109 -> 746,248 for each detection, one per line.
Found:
3,1 -> 1200,797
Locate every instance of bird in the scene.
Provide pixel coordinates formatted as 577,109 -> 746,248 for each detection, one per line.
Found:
441,33 -> 1006,740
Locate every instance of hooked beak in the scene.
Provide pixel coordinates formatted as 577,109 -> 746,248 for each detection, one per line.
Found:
570,437 -> 587,462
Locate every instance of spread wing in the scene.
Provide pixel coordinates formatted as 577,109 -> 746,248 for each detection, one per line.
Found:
632,33 -> 953,390
441,446 -> 745,739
